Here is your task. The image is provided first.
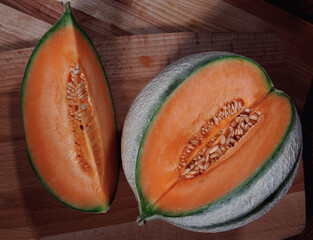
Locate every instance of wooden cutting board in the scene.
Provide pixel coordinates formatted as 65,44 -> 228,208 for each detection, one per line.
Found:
0,32 -> 305,240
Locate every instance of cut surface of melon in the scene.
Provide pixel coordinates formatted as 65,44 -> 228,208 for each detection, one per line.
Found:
136,57 -> 294,215
21,4 -> 118,211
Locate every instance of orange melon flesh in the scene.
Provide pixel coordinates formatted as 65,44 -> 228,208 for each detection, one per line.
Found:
139,59 -> 290,212
155,93 -> 291,211
23,24 -> 118,210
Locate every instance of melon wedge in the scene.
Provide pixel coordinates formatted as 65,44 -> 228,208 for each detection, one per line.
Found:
122,52 -> 302,231
21,3 -> 119,212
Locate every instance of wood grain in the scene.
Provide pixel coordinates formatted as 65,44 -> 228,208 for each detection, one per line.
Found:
42,190 -> 305,240
0,0 -> 312,113
0,32 -> 305,239
0,3 -> 51,51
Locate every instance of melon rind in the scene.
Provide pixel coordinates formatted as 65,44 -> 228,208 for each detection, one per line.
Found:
158,102 -> 302,232
122,52 -> 238,200
21,3 -> 118,212
121,52 -> 302,232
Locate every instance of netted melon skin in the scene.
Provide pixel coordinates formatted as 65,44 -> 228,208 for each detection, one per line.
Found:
122,52 -> 233,201
121,51 -> 302,232
160,111 -> 302,232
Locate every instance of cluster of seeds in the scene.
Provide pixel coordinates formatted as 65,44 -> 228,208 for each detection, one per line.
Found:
67,63 -> 92,133
66,63 -> 103,175
66,63 -> 95,172
178,99 -> 244,170
178,99 -> 263,179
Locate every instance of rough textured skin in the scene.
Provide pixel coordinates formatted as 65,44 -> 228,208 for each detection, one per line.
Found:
121,52 -> 303,232
159,109 -> 302,232
122,52 -> 233,201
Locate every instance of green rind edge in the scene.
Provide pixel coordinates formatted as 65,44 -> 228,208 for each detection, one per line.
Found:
135,56 -> 291,219
152,90 -> 296,218
20,2 -> 119,213
173,143 -> 301,231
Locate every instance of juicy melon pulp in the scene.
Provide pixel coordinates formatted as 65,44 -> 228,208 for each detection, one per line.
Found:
137,57 -> 293,214
21,4 -> 118,212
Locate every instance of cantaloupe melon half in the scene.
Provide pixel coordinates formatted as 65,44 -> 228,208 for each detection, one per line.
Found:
21,3 -> 119,212
122,52 -> 302,232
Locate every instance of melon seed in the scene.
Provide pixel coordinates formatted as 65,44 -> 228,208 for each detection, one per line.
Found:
250,114 -> 258,121
178,99 -> 262,179
210,153 -> 219,159
66,63 -> 102,173
203,162 -> 210,170
220,135 -> 226,145
209,145 -> 219,154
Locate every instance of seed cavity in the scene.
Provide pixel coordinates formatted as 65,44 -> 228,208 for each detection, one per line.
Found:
179,98 -> 262,179
67,63 -> 92,125
66,63 -> 102,174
